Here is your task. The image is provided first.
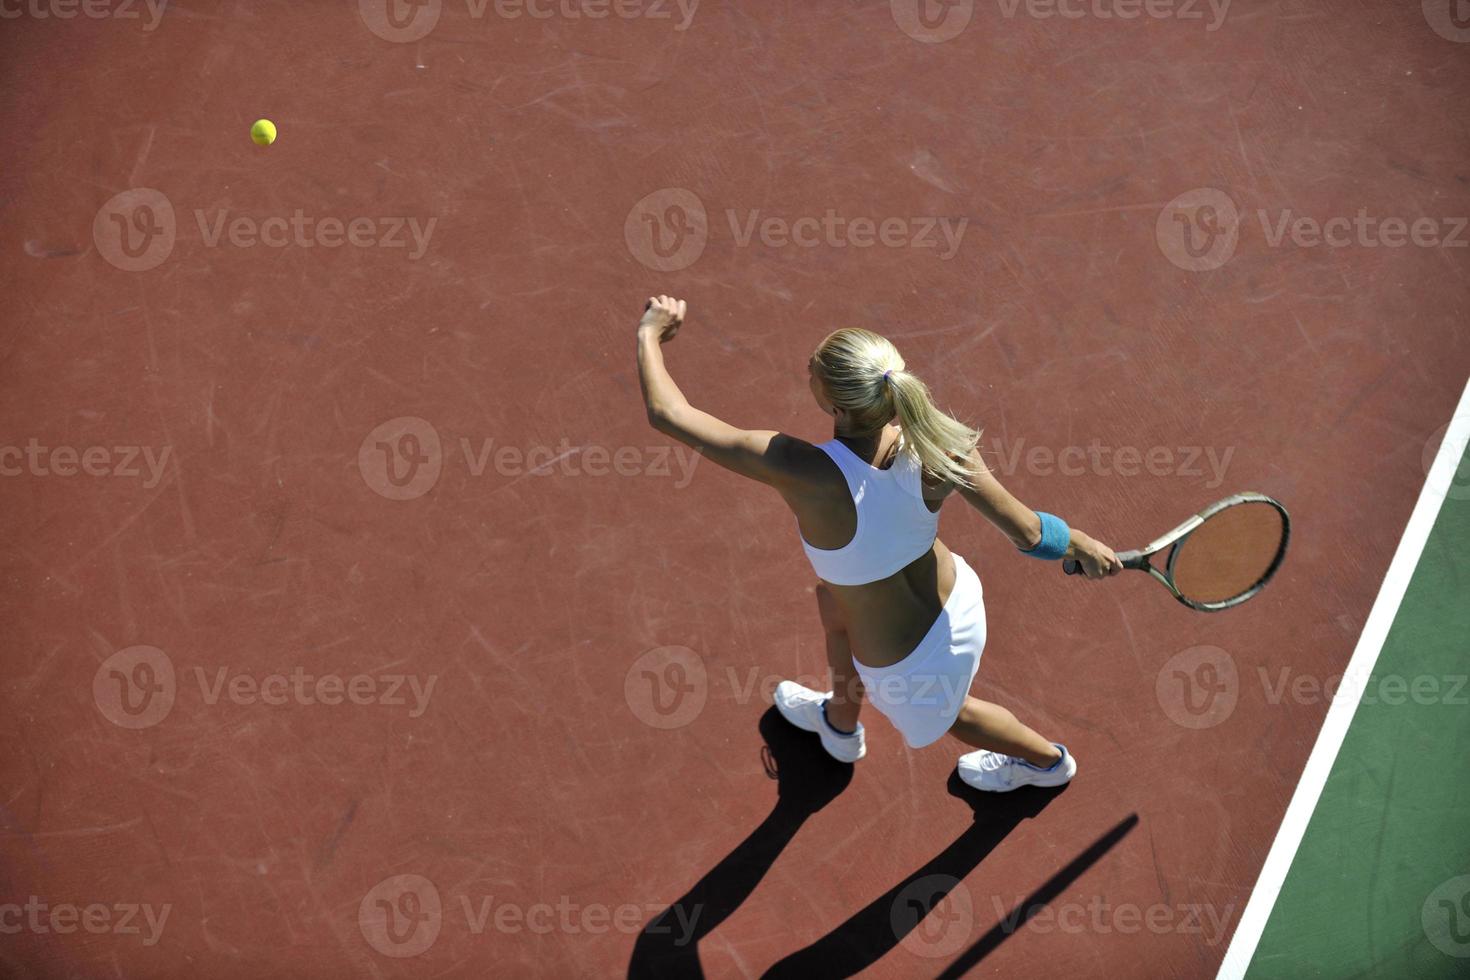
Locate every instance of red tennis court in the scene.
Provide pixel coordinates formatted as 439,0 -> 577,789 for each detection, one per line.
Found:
2,2 -> 1468,977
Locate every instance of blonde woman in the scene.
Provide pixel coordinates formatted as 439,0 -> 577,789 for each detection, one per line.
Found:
637,296 -> 1122,791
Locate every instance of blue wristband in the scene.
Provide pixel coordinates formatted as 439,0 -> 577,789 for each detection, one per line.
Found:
1021,512 -> 1070,560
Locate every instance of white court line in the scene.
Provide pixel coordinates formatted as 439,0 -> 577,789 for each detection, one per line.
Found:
1216,375 -> 1470,980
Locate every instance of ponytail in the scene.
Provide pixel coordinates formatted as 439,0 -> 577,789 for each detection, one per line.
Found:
886,369 -> 980,488
810,328 -> 980,488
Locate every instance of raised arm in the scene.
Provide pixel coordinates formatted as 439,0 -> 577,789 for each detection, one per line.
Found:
636,296 -> 804,488
955,450 -> 1122,579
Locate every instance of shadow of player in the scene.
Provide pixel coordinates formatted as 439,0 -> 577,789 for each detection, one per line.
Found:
628,709 -> 1131,980
627,706 -> 854,979
760,770 -> 1068,978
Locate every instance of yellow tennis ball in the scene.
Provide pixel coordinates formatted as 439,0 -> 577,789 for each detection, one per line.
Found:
250,119 -> 277,146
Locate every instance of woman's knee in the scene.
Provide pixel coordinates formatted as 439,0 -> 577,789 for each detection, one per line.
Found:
951,697 -> 1017,735
950,696 -> 992,730
949,697 -> 978,731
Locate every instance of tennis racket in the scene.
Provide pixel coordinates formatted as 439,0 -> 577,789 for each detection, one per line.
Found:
1063,492 -> 1290,612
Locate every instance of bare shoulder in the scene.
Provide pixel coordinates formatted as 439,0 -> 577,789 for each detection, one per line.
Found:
953,447 -> 997,494
766,434 -> 842,490
918,448 -> 977,505
922,467 -> 958,506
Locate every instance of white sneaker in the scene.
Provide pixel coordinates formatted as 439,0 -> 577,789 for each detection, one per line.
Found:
957,744 -> 1075,792
773,681 -> 866,763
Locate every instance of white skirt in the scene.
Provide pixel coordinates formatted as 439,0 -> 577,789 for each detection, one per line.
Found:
851,553 -> 986,748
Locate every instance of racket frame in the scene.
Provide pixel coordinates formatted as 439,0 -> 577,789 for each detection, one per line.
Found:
1073,491 -> 1291,612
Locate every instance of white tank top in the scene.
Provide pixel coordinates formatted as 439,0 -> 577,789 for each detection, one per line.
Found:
799,434 -> 940,586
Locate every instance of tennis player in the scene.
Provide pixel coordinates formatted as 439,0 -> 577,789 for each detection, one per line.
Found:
637,296 -> 1122,791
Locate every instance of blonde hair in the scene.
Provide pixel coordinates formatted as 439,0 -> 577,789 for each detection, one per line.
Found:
810,328 -> 980,487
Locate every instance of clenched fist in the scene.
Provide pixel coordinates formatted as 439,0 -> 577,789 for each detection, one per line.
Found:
638,295 -> 686,343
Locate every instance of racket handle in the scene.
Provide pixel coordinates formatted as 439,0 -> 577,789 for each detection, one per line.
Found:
1065,550 -> 1144,577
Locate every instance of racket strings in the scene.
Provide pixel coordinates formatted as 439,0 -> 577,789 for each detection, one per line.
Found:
1169,502 -> 1287,604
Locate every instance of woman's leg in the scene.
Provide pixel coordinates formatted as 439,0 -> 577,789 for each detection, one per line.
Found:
948,697 -> 1062,768
815,583 -> 864,733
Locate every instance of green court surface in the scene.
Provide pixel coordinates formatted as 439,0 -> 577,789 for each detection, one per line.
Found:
1225,417 -> 1470,979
